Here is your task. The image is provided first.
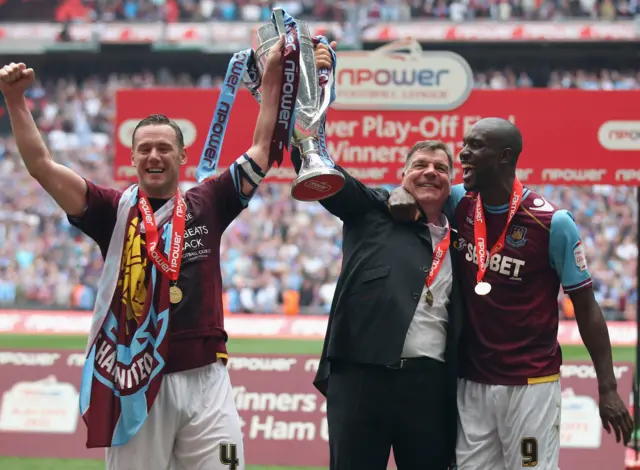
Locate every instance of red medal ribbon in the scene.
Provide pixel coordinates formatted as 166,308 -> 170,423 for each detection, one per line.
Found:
425,225 -> 451,292
138,190 -> 187,281
269,23 -> 301,167
473,178 -> 524,286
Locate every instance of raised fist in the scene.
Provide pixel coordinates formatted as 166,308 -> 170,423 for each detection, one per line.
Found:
0,62 -> 35,97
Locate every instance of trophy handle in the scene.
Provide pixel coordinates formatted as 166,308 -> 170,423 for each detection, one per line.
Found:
272,8 -> 286,37
308,71 -> 334,130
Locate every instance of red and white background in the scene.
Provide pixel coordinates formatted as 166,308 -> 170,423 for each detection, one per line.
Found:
0,309 -> 637,346
114,88 -> 640,186
0,21 -> 637,45
1,20 -> 640,470
0,344 -> 634,470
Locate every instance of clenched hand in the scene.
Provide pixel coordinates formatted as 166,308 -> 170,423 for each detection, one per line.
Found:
0,62 -> 35,98
388,186 -> 421,222
314,41 -> 337,71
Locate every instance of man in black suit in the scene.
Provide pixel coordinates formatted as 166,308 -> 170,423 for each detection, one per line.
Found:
291,134 -> 465,469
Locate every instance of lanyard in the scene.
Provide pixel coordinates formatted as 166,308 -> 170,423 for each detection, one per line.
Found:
472,178 -> 524,295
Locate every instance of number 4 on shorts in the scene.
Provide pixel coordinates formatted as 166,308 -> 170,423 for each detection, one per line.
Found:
220,443 -> 240,470
521,437 -> 538,467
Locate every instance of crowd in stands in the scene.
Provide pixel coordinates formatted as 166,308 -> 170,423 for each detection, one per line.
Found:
0,0 -> 637,23
51,0 -> 639,23
0,66 -> 637,320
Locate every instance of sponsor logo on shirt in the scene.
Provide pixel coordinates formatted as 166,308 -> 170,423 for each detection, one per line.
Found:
529,197 -> 555,212
573,241 -> 588,272
465,242 -> 526,281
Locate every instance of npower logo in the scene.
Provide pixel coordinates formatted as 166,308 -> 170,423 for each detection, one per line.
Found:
333,38 -> 473,111
598,120 -> 640,151
117,118 -> 198,149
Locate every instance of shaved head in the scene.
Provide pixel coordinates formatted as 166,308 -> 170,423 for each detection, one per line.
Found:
459,117 -> 525,192
472,117 -> 523,164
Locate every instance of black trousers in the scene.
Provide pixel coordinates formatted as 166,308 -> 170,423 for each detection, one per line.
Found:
326,357 -> 451,470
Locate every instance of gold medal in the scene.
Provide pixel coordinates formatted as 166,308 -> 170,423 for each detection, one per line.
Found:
169,285 -> 183,304
425,289 -> 434,307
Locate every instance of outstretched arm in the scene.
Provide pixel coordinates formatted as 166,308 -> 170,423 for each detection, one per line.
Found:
1,63 -> 88,217
235,37 -> 346,200
290,146 -> 388,221
230,37 -> 285,200
388,184 -> 466,225
549,210 -> 633,445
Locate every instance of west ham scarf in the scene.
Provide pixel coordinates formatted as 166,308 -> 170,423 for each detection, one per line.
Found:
79,185 -> 175,448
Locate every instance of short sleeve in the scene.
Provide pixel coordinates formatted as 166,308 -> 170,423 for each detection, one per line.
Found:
67,180 -> 122,259
197,167 -> 247,232
548,210 -> 593,293
450,184 -> 466,208
445,184 -> 467,229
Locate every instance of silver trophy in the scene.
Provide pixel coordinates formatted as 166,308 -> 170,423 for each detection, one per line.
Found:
254,8 -> 345,202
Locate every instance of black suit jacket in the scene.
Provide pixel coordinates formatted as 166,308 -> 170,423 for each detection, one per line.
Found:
291,148 -> 466,459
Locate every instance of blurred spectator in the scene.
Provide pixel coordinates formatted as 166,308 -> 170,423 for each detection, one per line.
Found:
0,0 -> 638,22
0,67 -> 638,320
548,69 -> 640,90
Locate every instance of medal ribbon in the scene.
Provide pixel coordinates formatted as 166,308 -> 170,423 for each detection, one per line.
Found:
473,178 -> 524,286
138,189 -> 187,281
268,12 -> 300,167
425,226 -> 451,293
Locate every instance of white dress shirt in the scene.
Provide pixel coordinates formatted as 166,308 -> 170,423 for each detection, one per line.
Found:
401,214 -> 453,362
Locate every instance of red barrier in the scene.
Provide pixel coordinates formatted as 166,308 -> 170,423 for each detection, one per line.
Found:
0,310 -> 637,347
0,351 -> 633,468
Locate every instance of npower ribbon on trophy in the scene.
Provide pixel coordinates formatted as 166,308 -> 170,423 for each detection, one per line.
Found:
195,7 -> 344,201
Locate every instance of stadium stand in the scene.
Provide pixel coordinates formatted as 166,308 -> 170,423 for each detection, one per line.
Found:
0,0 -> 636,320
0,67 -> 637,319
0,0 -> 636,22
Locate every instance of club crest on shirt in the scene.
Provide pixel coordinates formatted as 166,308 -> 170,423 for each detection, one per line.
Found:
506,225 -> 527,248
455,237 -> 467,252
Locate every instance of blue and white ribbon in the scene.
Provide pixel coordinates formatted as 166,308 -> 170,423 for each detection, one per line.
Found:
313,34 -> 338,168
195,49 -> 253,184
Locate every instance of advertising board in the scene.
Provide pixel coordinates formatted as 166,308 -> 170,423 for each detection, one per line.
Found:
1,310 -> 638,347
0,351 -> 633,469
115,89 -> 640,186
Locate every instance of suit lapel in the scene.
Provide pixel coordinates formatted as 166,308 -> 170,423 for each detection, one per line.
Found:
414,216 -> 433,249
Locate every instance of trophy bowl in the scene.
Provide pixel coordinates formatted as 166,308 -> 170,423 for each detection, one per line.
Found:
254,13 -> 345,202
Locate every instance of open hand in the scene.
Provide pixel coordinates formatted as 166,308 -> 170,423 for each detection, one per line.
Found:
0,62 -> 35,97
388,186 -> 421,222
600,389 -> 634,446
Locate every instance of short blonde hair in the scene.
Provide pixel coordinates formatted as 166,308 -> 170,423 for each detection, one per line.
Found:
404,140 -> 454,180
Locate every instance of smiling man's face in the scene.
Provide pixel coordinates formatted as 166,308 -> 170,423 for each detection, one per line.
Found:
132,124 -> 186,198
401,148 -> 452,210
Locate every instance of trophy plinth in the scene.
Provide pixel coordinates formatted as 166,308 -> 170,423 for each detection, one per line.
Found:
291,137 -> 345,201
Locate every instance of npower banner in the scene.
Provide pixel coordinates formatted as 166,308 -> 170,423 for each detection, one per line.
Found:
0,352 -> 632,470
114,89 -> 640,186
